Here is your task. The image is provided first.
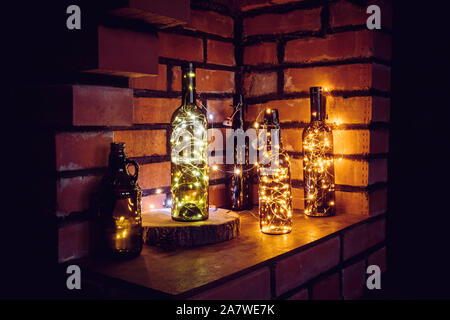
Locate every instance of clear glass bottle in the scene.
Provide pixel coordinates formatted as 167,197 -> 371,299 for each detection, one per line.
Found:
303,87 -> 336,217
98,142 -> 143,259
259,109 -> 293,234
170,63 -> 209,221
229,94 -> 251,211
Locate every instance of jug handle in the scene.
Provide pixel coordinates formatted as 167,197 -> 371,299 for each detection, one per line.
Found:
126,159 -> 139,183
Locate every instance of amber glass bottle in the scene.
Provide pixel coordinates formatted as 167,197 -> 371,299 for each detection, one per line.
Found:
99,142 -> 143,258
170,63 -> 209,221
258,109 -> 293,234
229,94 -> 251,211
302,87 -> 336,217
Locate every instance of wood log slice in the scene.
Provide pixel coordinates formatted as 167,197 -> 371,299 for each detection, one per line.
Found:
142,208 -> 240,249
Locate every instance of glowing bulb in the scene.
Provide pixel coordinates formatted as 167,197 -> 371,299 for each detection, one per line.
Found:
155,188 -> 162,194
208,114 -> 214,120
329,201 -> 335,206
212,165 -> 218,171
254,122 -> 259,129
234,168 -> 241,175
266,108 -> 271,114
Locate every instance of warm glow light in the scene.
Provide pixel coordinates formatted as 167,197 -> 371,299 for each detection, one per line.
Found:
254,122 -> 259,129
208,114 -> 214,120
155,188 -> 162,194
212,164 -> 218,171
234,168 -> 241,175
266,108 -> 272,114
258,113 -> 293,235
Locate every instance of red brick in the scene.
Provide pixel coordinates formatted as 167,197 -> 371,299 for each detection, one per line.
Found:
207,40 -> 235,66
244,72 -> 277,96
333,129 -> 389,155
312,273 -> 341,300
372,63 -> 391,92
369,187 -> 387,217
285,31 -> 392,63
210,184 -> 229,208
138,162 -> 171,190
244,42 -> 278,65
80,25 -> 159,76
142,193 -> 168,211
335,158 -> 387,187
56,176 -> 102,216
330,0 -> 392,29
171,66 -> 182,92
39,85 -> 133,126
133,98 -> 179,124
158,32 -> 203,62
190,267 -> 271,300
284,64 -> 391,93
240,0 -> 301,11
243,8 -> 321,37
367,247 -> 387,273
129,64 -> 167,91
197,69 -> 235,93
108,0 -> 189,27
240,0 -> 272,11
208,128 -> 227,152
335,189 -> 387,216
292,187 -> 304,210
343,218 -> 386,260
113,130 -> 167,157
58,221 -> 91,263
275,237 -> 340,296
207,99 -> 233,123
247,99 -> 309,123
290,158 -> 303,181
55,132 -> 113,171
342,260 -> 366,300
327,96 -> 381,125
370,129 -> 389,154
282,128 -> 303,153
187,10 -> 234,38
371,97 -> 390,122
287,288 -> 309,300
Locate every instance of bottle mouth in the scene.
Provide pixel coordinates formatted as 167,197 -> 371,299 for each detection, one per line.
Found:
111,142 -> 125,152
264,108 -> 280,125
181,62 -> 196,75
310,86 -> 322,95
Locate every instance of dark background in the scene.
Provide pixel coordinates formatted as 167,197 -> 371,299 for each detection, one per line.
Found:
2,1 -> 450,299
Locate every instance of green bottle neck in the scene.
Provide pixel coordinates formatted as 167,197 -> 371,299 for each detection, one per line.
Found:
182,68 -> 196,105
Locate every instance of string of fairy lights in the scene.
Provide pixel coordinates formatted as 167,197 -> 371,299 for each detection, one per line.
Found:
168,77 -> 339,230
170,81 -> 209,221
302,123 -> 336,216
258,109 -> 293,234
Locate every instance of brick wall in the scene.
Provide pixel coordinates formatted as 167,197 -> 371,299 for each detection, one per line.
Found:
38,1 -> 391,296
39,2 -> 236,262
240,0 -> 392,218
188,219 -> 387,300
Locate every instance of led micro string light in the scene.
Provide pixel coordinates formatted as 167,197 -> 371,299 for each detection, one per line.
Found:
170,65 -> 209,221
303,87 -> 336,217
258,109 -> 293,234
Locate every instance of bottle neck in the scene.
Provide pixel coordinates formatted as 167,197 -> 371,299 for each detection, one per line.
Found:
109,151 -> 128,171
310,91 -> 325,122
182,70 -> 196,105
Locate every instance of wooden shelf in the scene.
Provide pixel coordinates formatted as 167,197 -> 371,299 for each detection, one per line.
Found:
80,209 -> 374,299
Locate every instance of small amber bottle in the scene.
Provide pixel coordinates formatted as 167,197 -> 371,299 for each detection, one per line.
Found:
98,143 -> 143,259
